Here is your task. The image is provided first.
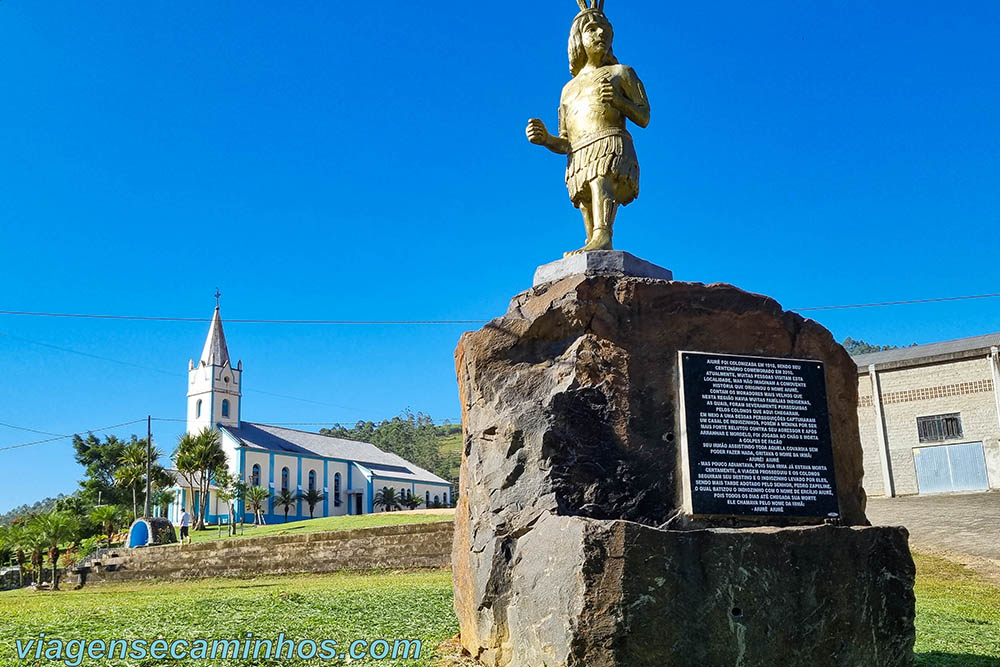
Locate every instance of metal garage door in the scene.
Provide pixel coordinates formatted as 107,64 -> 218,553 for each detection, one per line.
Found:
913,442 -> 990,494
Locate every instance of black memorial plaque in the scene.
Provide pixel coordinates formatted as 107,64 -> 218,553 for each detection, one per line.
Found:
679,351 -> 840,518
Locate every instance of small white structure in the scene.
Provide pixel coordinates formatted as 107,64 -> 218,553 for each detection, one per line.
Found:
165,306 -> 452,525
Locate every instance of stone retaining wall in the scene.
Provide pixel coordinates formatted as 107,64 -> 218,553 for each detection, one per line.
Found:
70,520 -> 454,586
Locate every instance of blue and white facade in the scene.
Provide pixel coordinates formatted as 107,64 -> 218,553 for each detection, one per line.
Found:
166,307 -> 452,525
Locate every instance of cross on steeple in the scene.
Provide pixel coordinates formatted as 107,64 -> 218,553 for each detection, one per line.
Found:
214,288 -> 222,307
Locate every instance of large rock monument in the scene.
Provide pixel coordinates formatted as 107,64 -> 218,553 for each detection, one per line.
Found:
452,3 -> 916,666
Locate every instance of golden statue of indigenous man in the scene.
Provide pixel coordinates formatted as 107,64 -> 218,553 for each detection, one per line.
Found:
526,0 -> 650,257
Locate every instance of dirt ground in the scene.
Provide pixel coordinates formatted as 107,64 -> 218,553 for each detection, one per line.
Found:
867,490 -> 1000,582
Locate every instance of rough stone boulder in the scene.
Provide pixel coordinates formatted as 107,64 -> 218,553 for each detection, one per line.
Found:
452,274 -> 915,666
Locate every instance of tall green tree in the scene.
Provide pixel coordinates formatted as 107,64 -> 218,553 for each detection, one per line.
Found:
72,434 -> 131,507
174,428 -> 227,530
34,512 -> 79,591
214,471 -> 247,536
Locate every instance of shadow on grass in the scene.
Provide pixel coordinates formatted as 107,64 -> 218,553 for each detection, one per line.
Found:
916,652 -> 1000,666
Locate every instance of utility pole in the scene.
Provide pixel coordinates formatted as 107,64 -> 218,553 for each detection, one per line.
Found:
144,415 -> 152,519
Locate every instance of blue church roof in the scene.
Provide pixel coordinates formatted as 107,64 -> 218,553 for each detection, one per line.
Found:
221,422 -> 450,486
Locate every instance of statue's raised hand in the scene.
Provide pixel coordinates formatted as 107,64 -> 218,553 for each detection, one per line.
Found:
598,80 -> 620,110
526,118 -> 551,146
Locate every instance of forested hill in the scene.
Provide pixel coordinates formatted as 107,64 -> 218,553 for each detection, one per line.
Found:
0,494 -> 65,525
320,412 -> 462,491
842,337 -> 918,356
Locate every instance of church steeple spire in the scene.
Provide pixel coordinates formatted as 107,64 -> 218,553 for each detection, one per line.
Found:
199,305 -> 231,367
187,299 -> 242,435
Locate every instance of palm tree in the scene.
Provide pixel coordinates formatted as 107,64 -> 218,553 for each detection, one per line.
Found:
152,489 -> 176,519
117,441 -> 164,517
114,463 -> 144,518
297,489 -> 326,519
373,487 -> 402,512
275,489 -> 296,523
244,486 -> 270,526
23,520 -> 47,587
214,471 -> 247,536
403,494 -> 424,511
0,524 -> 9,557
174,429 -> 227,530
34,512 -> 79,591
0,526 -> 11,583
7,523 -> 28,587
89,505 -> 121,548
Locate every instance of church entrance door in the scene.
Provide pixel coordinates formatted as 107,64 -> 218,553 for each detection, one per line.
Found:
355,495 -> 363,515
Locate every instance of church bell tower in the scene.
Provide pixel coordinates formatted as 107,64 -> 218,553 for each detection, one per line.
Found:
187,304 -> 242,435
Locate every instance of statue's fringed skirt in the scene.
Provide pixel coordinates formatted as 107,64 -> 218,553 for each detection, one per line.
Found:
566,130 -> 640,207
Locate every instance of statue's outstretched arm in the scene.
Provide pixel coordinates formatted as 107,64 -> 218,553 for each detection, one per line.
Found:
526,107 -> 571,155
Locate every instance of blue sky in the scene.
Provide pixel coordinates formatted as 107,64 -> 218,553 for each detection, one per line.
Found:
1,1 -> 998,513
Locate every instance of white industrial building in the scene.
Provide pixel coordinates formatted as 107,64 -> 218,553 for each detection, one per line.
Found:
854,333 -> 1000,497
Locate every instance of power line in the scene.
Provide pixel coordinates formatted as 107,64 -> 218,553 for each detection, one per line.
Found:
2,292 -> 999,324
0,310 -> 488,325
792,293 -> 1000,312
0,331 -> 180,377
151,418 -> 461,426
0,422 -> 65,438
0,419 -> 148,453
0,414 -> 463,454
0,331 -> 374,412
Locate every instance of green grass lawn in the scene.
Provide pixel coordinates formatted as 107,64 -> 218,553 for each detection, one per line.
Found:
1,551 -> 996,666
0,570 -> 456,666
186,511 -> 455,545
913,554 -> 1000,666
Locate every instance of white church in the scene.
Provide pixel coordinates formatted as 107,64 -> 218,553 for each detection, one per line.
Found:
164,306 -> 452,525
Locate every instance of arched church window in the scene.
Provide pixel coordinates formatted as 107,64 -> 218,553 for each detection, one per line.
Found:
251,464 -> 261,487
308,471 -> 316,492
444,492 -> 449,506
281,467 -> 290,492
196,400 -> 202,418
222,399 -> 230,417
426,491 -> 430,506
334,473 -> 342,506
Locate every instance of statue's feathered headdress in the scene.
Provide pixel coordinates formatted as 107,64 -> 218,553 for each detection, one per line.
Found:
576,0 -> 606,12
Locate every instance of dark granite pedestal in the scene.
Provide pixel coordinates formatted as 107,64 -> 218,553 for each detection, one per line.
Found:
452,257 -> 916,667
471,513 -> 914,667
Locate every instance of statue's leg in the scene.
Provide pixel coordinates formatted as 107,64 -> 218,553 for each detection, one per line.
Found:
565,191 -> 596,257
580,201 -> 594,245
592,176 -> 618,249
567,177 -> 616,255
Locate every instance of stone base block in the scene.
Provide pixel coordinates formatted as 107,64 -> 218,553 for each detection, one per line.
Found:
458,514 -> 915,667
532,250 -> 673,286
